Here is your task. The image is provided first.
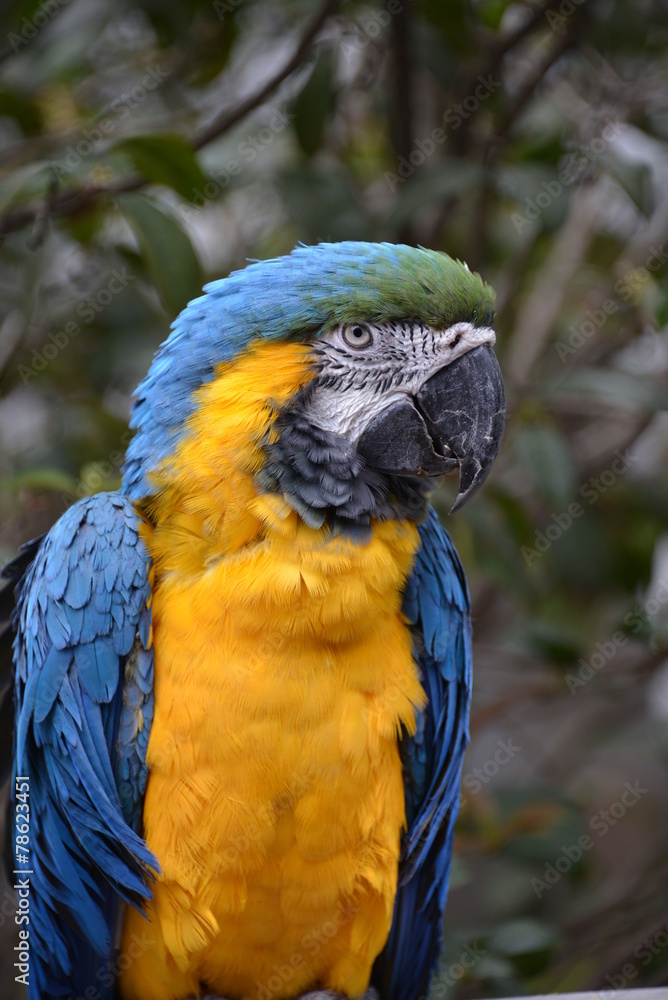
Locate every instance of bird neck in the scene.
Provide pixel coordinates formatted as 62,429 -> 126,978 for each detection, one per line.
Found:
136,340 -> 312,575
135,337 -> 430,578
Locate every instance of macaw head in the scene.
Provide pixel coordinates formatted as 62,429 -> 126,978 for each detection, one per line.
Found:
123,242 -> 504,533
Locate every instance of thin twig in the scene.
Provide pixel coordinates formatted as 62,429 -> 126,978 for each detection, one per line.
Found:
193,0 -> 338,150
0,175 -> 144,243
494,24 -> 581,139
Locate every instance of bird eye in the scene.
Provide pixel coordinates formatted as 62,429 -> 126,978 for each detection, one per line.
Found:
342,324 -> 372,349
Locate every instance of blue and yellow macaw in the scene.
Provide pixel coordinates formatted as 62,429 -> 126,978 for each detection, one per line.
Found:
1,242 -> 504,1000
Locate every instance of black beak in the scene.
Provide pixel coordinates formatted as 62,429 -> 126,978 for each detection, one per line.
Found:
357,344 -> 505,512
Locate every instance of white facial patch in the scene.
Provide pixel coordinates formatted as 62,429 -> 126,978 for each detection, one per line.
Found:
304,320 -> 496,441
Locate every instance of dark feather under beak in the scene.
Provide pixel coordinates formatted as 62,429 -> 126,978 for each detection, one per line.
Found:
356,344 -> 505,512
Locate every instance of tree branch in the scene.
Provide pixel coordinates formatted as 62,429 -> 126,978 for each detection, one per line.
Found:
0,175 -> 144,242
478,0 -> 588,83
193,0 -> 338,150
0,0 -> 338,242
494,20 -> 582,139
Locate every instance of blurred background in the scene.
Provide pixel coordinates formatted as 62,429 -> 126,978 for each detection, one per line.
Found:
1,0 -> 667,995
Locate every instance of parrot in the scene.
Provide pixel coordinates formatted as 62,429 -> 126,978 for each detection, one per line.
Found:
0,241 -> 505,1000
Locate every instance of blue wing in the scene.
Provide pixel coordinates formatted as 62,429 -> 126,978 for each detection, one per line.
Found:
0,535 -> 44,787
372,505 -> 472,1000
4,492 -> 157,999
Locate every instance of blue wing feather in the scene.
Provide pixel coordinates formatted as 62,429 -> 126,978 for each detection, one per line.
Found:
6,492 -> 158,999
373,505 -> 472,1000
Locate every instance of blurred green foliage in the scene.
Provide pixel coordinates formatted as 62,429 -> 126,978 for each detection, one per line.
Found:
1,0 -> 667,996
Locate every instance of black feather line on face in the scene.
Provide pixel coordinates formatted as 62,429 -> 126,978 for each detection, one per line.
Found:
258,400 -> 431,530
314,317 -> 475,395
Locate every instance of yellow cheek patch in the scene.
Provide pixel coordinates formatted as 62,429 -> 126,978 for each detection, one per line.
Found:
121,337 -> 426,1000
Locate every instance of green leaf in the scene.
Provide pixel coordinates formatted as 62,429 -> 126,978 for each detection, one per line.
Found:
556,368 -> 668,412
291,50 -> 335,157
515,425 -> 576,508
112,134 -> 208,203
118,193 -> 203,315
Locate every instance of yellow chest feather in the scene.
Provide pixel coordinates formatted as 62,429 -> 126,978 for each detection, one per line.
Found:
119,343 -> 426,1000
